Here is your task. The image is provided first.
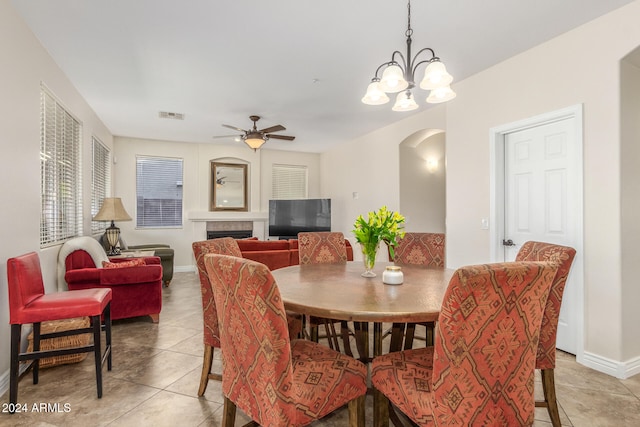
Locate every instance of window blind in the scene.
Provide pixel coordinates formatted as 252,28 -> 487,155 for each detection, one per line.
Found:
91,137 -> 111,234
272,164 -> 308,199
40,88 -> 82,246
136,156 -> 183,228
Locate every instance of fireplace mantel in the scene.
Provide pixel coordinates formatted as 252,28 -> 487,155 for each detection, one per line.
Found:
187,211 -> 268,222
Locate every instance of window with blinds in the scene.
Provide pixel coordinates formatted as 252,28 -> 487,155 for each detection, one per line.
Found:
40,88 -> 82,247
91,137 -> 111,234
272,164 -> 308,199
136,156 -> 183,228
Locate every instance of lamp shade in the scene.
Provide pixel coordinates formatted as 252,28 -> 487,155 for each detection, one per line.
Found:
426,85 -> 457,104
379,64 -> 408,93
244,136 -> 266,150
419,60 -> 453,90
93,197 -> 132,222
362,81 -> 390,105
392,91 -> 419,112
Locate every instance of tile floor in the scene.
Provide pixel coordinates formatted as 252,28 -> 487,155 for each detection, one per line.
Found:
2,271 -> 640,426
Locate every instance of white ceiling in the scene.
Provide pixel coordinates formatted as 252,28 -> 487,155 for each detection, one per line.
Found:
11,0 -> 634,153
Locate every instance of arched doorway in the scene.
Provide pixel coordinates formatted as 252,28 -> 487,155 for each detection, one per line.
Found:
399,129 -> 446,232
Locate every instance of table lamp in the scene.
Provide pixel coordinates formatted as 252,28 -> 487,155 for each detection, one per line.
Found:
93,197 -> 132,255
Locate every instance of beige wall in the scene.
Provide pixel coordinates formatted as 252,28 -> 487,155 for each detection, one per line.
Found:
0,1 -> 114,384
113,137 -> 321,269
322,1 -> 640,377
621,51 -> 640,361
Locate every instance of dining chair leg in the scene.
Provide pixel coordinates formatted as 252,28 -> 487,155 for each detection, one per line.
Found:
222,397 -> 237,427
105,304 -> 112,371
198,345 -> 214,396
539,368 -> 561,427
348,394 -> 366,427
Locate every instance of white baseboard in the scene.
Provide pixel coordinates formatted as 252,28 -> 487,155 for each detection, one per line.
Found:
0,364 -> 30,400
582,351 -> 640,379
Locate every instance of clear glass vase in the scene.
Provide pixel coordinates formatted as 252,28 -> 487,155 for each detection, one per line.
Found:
360,242 -> 380,277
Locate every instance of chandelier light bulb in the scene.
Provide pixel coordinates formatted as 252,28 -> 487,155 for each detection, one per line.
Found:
392,91 -> 418,111
426,85 -> 457,104
419,61 -> 453,90
362,81 -> 390,105
379,64 -> 408,93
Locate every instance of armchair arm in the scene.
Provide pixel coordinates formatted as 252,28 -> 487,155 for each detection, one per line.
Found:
100,264 -> 162,285
127,244 -> 170,250
108,256 -> 161,265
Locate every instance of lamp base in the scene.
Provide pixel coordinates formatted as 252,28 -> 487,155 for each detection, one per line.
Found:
104,223 -> 121,256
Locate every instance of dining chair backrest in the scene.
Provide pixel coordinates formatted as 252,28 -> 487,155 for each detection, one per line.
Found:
204,254 -> 299,423
7,252 -> 46,324
515,241 -> 576,369
192,237 -> 243,348
431,261 -> 557,426
298,231 -> 348,265
392,232 -> 445,267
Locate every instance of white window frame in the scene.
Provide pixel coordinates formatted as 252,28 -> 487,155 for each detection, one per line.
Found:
136,156 -> 184,228
40,86 -> 83,247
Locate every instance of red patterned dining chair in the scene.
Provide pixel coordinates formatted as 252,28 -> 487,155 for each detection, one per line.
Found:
192,238 -> 242,396
298,231 -> 355,357
192,237 -> 302,397
516,241 -> 576,427
389,232 -> 445,350
371,261 -> 557,427
204,254 -> 367,427
7,252 -> 113,412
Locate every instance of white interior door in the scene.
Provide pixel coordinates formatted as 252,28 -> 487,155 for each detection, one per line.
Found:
501,116 -> 581,354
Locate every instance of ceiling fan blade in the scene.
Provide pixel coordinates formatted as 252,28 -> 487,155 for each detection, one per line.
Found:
212,134 -> 240,139
222,124 -> 246,132
267,134 -> 295,141
259,125 -> 286,134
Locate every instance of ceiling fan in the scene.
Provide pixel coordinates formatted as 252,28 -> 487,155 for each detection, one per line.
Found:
213,115 -> 295,151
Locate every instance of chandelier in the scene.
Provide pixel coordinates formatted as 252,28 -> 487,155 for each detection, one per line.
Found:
362,0 -> 456,111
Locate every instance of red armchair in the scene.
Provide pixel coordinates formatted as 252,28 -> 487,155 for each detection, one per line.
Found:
59,237 -> 163,322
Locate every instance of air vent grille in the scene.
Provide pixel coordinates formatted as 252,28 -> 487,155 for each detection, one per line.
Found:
159,111 -> 185,120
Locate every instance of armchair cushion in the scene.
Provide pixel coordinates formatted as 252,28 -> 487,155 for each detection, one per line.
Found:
102,259 -> 145,268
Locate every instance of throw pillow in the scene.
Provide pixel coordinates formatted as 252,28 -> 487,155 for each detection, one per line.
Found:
102,258 -> 145,269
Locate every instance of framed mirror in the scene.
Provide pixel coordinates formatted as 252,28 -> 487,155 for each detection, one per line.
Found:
211,162 -> 248,211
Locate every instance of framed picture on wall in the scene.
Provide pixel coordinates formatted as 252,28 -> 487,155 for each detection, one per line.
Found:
211,162 -> 248,211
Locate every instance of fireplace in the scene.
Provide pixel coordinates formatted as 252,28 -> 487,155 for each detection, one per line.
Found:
207,230 -> 252,239
206,221 -> 253,240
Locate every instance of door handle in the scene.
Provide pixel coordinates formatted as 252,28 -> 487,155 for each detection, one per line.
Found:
502,239 -> 516,247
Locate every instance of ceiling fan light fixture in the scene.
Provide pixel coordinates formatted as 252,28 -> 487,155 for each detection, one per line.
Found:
244,134 -> 266,150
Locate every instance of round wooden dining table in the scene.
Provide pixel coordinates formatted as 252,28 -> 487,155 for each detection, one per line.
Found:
273,261 -> 454,427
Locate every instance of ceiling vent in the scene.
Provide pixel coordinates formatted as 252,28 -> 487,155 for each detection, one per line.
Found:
159,111 -> 185,120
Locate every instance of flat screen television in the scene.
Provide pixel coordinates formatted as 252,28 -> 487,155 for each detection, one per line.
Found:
269,199 -> 331,238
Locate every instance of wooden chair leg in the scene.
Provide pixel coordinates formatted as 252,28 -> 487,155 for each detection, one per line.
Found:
9,324 -> 21,411
149,313 -> 159,323
32,322 -> 41,384
92,314 -> 104,398
348,394 -> 366,427
540,368 -> 561,427
389,323 -> 405,352
222,397 -> 237,427
198,345 -> 214,396
105,303 -> 112,371
403,323 -> 416,350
